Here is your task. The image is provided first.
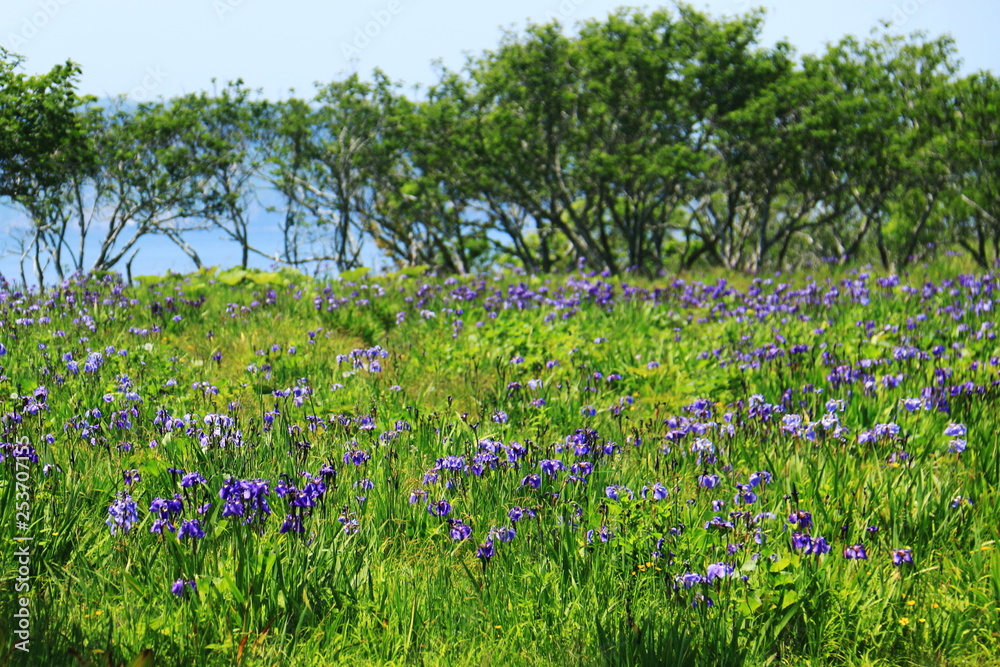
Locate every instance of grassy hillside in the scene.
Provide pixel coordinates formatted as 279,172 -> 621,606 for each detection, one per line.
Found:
1,262 -> 999,666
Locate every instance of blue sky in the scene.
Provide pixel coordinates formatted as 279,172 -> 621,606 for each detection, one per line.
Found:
1,0 -> 998,279
3,0 -> 995,101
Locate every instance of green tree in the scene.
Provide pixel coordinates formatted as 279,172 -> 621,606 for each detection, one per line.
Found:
5,100 -> 211,283
674,7 -> 798,272
808,32 -> 961,269
0,50 -> 85,201
466,21 -> 604,271
950,72 -> 1000,268
367,81 -> 493,274
265,72 -> 402,271
573,8 -> 709,274
259,96 -> 313,268
164,81 -> 269,269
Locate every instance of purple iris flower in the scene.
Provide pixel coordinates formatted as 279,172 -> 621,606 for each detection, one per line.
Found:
606,484 -> 632,501
843,543 -> 868,560
943,423 -> 967,437
344,449 -> 370,466
449,519 -> 473,541
676,572 -> 704,589
539,459 -> 565,478
734,484 -> 757,505
647,482 -> 668,500
508,506 -> 535,522
177,519 -> 205,540
520,474 -> 542,489
171,579 -> 197,597
788,510 -> 812,529
704,516 -> 734,531
106,493 -> 139,535
495,526 -> 516,543
891,548 -> 913,566
586,525 -> 613,543
791,532 -> 812,550
476,540 -> 495,561
698,474 -> 720,489
804,536 -> 831,555
181,472 -> 206,488
279,514 -> 304,534
427,499 -> 452,517
705,562 -> 734,582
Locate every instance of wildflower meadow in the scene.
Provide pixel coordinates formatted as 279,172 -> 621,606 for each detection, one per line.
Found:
1,261 -> 999,666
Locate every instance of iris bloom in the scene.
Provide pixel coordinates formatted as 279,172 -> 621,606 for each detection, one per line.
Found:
698,474 -> 720,489
476,540 -> 495,561
279,514 -> 304,534
177,519 -> 205,540
586,525 -> 613,543
843,543 -> 868,559
943,423 -> 967,437
495,526 -> 516,543
449,520 -> 473,541
181,472 -> 206,488
106,493 -> 139,535
171,579 -> 197,597
427,499 -> 452,517
520,474 -> 542,489
508,506 -> 535,522
676,572 -> 704,589
705,562 -> 734,582
891,548 -> 913,566
788,509 -> 812,529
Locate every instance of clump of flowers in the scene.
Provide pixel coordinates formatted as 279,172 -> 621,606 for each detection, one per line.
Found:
106,492 -> 139,535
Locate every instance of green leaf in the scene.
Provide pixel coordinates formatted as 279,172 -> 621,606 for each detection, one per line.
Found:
339,267 -> 370,282
134,275 -> 163,287
738,596 -> 763,615
781,589 -> 800,609
217,268 -> 248,285
770,556 -> 792,573
248,271 -> 284,286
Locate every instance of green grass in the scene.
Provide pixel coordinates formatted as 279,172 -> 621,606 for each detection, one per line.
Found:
1,262 -> 999,666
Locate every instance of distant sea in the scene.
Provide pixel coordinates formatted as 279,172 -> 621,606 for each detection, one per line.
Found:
0,204 -> 382,285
